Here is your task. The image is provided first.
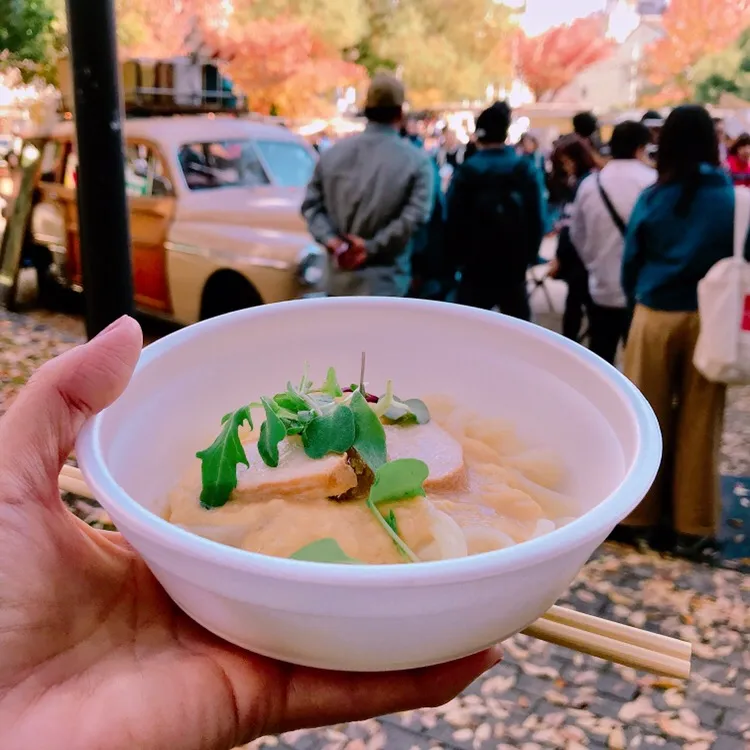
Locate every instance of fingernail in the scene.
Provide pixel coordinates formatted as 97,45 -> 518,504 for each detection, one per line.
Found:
94,315 -> 131,339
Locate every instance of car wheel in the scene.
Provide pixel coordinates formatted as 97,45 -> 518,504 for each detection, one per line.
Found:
200,270 -> 263,320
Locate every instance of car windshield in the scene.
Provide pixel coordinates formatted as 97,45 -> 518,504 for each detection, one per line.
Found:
255,139 -> 315,187
178,138 -> 314,190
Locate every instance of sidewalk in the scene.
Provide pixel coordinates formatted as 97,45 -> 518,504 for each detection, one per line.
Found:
1,306 -> 749,749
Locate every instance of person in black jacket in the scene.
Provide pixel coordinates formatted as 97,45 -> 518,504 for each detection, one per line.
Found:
444,102 -> 545,320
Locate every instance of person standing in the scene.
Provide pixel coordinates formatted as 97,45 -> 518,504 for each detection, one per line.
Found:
726,133 -> 750,187
619,105 -> 750,559
548,135 -> 598,341
444,102 -> 544,320
569,121 -> 655,364
572,111 -> 608,168
301,74 -> 435,297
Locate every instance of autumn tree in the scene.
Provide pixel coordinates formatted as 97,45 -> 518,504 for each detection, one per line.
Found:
209,15 -> 364,116
516,15 -> 614,102
112,0 -> 364,117
115,0 -> 229,58
360,0 -> 516,106
693,29 -> 750,104
0,0 -> 65,82
644,0 -> 750,105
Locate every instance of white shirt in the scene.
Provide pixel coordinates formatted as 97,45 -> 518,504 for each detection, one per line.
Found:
570,159 -> 656,308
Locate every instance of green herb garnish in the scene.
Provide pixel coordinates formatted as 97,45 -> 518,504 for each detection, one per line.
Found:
350,390 -> 388,470
196,406 -> 253,509
301,404 -> 356,459
375,382 -> 431,425
322,366 -> 343,398
366,459 -> 428,562
258,397 -> 287,468
370,458 -> 429,506
289,538 -> 362,564
385,509 -> 399,535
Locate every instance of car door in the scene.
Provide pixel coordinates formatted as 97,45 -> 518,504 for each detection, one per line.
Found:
125,140 -> 176,313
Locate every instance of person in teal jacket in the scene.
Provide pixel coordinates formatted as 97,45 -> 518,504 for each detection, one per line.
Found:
619,105 -> 750,561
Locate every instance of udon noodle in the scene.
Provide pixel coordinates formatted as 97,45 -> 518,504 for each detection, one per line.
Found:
167,382 -> 578,565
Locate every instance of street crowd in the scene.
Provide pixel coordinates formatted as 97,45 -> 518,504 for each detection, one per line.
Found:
302,73 -> 750,564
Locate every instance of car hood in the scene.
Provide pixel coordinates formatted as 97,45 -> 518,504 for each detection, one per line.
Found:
176,185 -> 309,232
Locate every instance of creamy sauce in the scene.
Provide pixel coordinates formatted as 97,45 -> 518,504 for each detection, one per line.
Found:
166,395 -> 576,563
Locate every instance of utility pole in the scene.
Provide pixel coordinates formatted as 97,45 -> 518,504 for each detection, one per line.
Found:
64,0 -> 134,339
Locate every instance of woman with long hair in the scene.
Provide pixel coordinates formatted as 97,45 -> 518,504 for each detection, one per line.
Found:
619,105 -> 750,560
549,134 -> 599,341
727,132 -> 750,187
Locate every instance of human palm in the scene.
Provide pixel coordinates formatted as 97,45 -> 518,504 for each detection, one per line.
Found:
0,317 -> 501,750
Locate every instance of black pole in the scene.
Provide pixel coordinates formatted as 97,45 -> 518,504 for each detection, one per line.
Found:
65,0 -> 133,339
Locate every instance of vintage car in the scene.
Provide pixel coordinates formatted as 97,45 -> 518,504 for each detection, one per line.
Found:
6,115 -> 327,322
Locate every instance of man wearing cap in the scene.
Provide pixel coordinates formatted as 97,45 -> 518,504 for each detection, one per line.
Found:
301,74 -> 435,297
444,101 -> 545,320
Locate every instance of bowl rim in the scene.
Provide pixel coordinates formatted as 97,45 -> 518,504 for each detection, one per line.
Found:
78,297 -> 662,586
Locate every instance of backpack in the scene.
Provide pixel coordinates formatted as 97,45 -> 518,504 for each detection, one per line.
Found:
693,186 -> 750,384
468,159 -> 529,267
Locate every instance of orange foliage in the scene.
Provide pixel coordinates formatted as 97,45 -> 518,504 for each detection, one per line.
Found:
117,0 -> 229,59
516,15 -> 614,101
644,0 -> 750,105
118,2 -> 364,117
209,18 -> 364,117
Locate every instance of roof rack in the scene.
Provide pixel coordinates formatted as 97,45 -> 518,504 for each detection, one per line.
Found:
58,55 -> 249,118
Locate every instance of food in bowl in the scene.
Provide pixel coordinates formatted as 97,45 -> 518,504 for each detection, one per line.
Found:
166,355 -> 578,564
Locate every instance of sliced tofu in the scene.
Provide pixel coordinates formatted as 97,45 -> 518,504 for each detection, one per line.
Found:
384,421 -> 466,491
234,438 -> 358,502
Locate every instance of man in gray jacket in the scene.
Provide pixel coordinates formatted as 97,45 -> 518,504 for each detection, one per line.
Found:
301,74 -> 435,297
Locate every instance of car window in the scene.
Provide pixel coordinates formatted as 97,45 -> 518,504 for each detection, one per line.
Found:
178,140 -> 270,190
125,143 -> 172,197
255,140 -> 315,187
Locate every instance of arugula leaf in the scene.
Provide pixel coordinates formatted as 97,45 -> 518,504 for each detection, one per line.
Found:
370,458 -> 429,506
322,366 -> 343,398
196,407 -> 253,509
350,390 -> 387,471
289,538 -> 362,564
301,404 -> 356,459
258,397 -> 287,467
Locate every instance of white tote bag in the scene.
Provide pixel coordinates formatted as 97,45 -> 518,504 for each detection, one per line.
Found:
693,186 -> 750,384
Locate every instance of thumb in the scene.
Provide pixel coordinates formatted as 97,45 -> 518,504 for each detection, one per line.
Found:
0,316 -> 142,504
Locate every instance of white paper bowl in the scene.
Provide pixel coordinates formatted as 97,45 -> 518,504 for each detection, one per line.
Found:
77,298 -> 661,672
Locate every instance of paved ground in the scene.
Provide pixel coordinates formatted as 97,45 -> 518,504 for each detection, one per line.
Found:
1,302 -> 750,749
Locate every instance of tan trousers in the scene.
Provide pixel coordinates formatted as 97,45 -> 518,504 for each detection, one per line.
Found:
623,304 -> 726,536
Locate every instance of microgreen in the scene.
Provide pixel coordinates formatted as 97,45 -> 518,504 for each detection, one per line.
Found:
289,538 -> 362,564
302,404 -> 356,459
258,397 -> 286,468
370,458 -> 429,506
365,459 -> 428,563
350,390 -> 387,470
273,389 -> 308,414
196,406 -> 253,509
385,509 -> 399,535
322,366 -> 343,398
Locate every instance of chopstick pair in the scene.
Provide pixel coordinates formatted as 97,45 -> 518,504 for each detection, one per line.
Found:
58,464 -> 692,680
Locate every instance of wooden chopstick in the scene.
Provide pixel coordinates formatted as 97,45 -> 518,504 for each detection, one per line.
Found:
57,465 -> 691,679
543,604 -> 692,662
